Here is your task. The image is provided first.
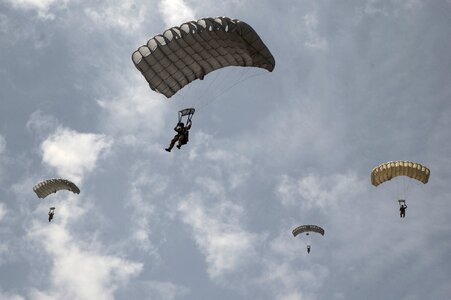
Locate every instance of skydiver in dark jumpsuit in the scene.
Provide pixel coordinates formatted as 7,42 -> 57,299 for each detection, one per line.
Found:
48,207 -> 55,222
165,120 -> 192,152
399,203 -> 407,218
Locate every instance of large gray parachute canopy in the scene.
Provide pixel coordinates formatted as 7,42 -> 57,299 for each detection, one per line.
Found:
292,225 -> 325,237
132,16 -> 276,98
33,178 -> 80,199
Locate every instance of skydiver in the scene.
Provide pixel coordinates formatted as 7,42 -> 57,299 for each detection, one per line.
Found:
307,245 -> 311,254
165,120 -> 192,152
399,203 -> 407,218
48,207 -> 55,222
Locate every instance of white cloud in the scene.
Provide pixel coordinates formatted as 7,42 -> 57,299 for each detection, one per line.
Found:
362,0 -> 390,16
28,131 -> 141,300
0,12 -> 52,48
158,0 -> 195,27
0,13 -> 8,35
0,203 -> 8,267
260,261 -> 328,300
0,289 -> 25,300
126,169 -> 169,252
4,0 -> 68,19
0,135 -> 5,154
303,13 -> 327,50
0,135 -> 8,183
28,221 -> 142,300
96,82 -> 168,143
84,0 -> 146,31
194,176 -> 226,196
277,291 -> 305,300
268,229 -> 304,261
141,281 -> 189,300
6,0 -> 57,10
401,0 -> 422,10
237,96 -> 342,168
362,0 -> 423,16
244,228 -> 330,300
40,127 -> 113,182
0,203 -> 6,221
254,247 -> 330,300
276,173 -> 365,210
178,195 -> 257,278
26,111 -> 59,137
188,132 -> 252,189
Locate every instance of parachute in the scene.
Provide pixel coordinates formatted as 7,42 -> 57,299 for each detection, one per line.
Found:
371,161 -> 430,187
132,16 -> 275,98
178,108 -> 195,124
371,161 -> 430,218
292,225 -> 325,237
292,225 -> 324,254
33,178 -> 80,199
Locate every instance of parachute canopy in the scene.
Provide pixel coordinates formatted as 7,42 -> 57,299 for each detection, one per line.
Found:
179,108 -> 195,117
132,16 -> 275,98
33,178 -> 80,199
371,161 -> 430,187
178,108 -> 195,123
292,225 -> 325,237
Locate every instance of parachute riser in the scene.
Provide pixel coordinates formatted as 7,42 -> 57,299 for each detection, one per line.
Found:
178,108 -> 195,125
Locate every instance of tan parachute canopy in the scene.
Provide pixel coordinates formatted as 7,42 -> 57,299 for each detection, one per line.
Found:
292,225 -> 325,237
132,16 -> 275,98
371,161 -> 430,187
33,178 -> 80,199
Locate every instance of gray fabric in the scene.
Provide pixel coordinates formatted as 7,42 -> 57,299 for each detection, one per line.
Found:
179,108 -> 195,117
132,17 -> 275,98
33,178 -> 80,199
292,225 -> 325,237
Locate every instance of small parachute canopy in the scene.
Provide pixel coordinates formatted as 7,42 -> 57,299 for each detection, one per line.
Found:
292,225 -> 325,237
33,178 -> 80,199
178,108 -> 195,123
132,16 -> 275,98
371,161 -> 430,187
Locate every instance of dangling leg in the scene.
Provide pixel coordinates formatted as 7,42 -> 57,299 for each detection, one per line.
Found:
400,208 -> 405,218
166,135 -> 179,152
176,135 -> 187,149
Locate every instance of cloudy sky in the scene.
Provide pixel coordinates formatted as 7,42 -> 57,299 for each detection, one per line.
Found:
1,0 -> 450,299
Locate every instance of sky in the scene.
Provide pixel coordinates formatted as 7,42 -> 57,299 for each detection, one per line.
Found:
0,0 -> 450,299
